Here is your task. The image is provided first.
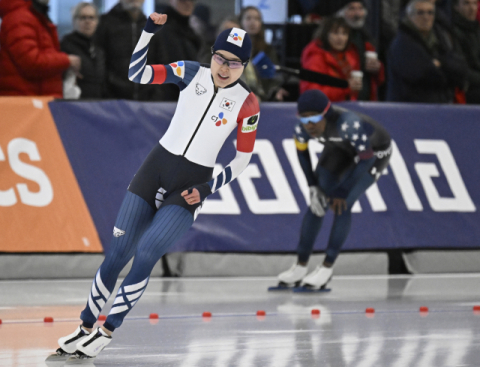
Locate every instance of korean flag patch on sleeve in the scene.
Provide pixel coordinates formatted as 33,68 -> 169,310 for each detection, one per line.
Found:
227,28 -> 247,47
169,61 -> 185,78
241,112 -> 259,133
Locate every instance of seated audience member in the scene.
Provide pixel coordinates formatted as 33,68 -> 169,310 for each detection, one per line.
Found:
452,0 -> 480,103
300,17 -> 382,101
337,1 -> 384,100
0,0 -> 81,98
387,0 -> 467,103
240,6 -> 288,101
61,2 -> 105,99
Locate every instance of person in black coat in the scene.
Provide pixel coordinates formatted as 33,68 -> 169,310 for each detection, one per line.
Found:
153,0 -> 202,101
95,0 -> 160,101
387,0 -> 467,103
452,0 -> 480,103
61,2 -> 105,99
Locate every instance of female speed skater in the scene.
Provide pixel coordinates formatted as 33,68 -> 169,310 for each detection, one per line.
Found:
275,89 -> 391,292
47,12 -> 260,360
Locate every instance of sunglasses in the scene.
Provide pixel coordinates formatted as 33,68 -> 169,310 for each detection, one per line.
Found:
298,101 -> 331,124
211,49 -> 247,69
299,114 -> 324,124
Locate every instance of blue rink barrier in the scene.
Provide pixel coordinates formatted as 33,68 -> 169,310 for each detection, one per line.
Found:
49,101 -> 480,254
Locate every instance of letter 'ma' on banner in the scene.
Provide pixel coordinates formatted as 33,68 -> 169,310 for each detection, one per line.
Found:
0,97 -> 102,252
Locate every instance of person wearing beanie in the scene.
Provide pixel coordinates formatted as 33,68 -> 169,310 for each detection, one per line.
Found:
48,12 -> 260,361
275,90 -> 391,291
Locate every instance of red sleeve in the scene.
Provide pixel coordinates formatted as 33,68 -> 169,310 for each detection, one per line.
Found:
3,14 -> 70,78
236,92 -> 260,153
151,65 -> 167,84
300,42 -> 351,102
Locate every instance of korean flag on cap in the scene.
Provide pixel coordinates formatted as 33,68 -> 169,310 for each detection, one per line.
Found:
227,28 -> 247,47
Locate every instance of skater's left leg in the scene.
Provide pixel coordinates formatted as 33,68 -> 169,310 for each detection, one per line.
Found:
104,204 -> 193,330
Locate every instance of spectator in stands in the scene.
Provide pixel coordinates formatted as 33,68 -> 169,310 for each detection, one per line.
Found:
218,16 -> 241,35
452,0 -> 480,103
189,3 -> 215,46
239,6 -> 288,101
151,0 -> 202,101
0,0 -> 81,98
337,1 -> 384,101
300,17 -> 383,101
387,0 -> 467,103
61,2 -> 105,99
96,0 -> 163,101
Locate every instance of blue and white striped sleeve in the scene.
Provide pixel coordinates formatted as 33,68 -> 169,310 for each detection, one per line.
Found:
128,18 -> 200,87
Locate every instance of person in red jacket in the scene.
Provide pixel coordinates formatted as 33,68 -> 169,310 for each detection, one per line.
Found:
300,17 -> 384,101
0,0 -> 81,98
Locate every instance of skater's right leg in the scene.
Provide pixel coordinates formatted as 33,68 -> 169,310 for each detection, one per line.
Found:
79,191 -> 155,329
296,164 -> 339,265
56,192 -> 155,356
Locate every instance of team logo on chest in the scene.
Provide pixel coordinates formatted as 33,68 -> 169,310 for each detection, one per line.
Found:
220,97 -> 236,111
196,83 -> 207,95
169,61 -> 185,78
212,112 -> 228,127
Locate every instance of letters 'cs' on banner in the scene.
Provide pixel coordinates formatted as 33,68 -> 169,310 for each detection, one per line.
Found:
0,97 -> 102,252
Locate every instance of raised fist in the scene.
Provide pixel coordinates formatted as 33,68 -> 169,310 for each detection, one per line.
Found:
150,13 -> 167,25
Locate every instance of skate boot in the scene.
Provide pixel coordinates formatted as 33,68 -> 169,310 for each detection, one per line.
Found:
68,327 -> 112,362
45,325 -> 91,362
301,265 -> 333,290
268,263 -> 307,291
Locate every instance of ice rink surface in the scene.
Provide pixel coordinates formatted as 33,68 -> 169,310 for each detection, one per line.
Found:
1,274 -> 479,367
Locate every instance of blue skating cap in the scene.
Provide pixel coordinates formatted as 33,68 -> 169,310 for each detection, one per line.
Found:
213,28 -> 252,62
297,90 -> 331,115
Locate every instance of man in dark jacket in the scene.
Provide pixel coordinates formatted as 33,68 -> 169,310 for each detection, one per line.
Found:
153,0 -> 202,101
96,0 -> 159,100
387,0 -> 467,103
452,0 -> 480,103
0,0 -> 81,98
61,2 -> 105,99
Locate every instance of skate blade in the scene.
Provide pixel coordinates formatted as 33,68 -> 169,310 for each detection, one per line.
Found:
46,353 -> 71,362
268,281 -> 301,291
65,355 -> 96,366
292,285 -> 331,293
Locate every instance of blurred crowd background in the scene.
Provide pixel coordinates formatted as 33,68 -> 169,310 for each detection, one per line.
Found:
0,0 -> 479,104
